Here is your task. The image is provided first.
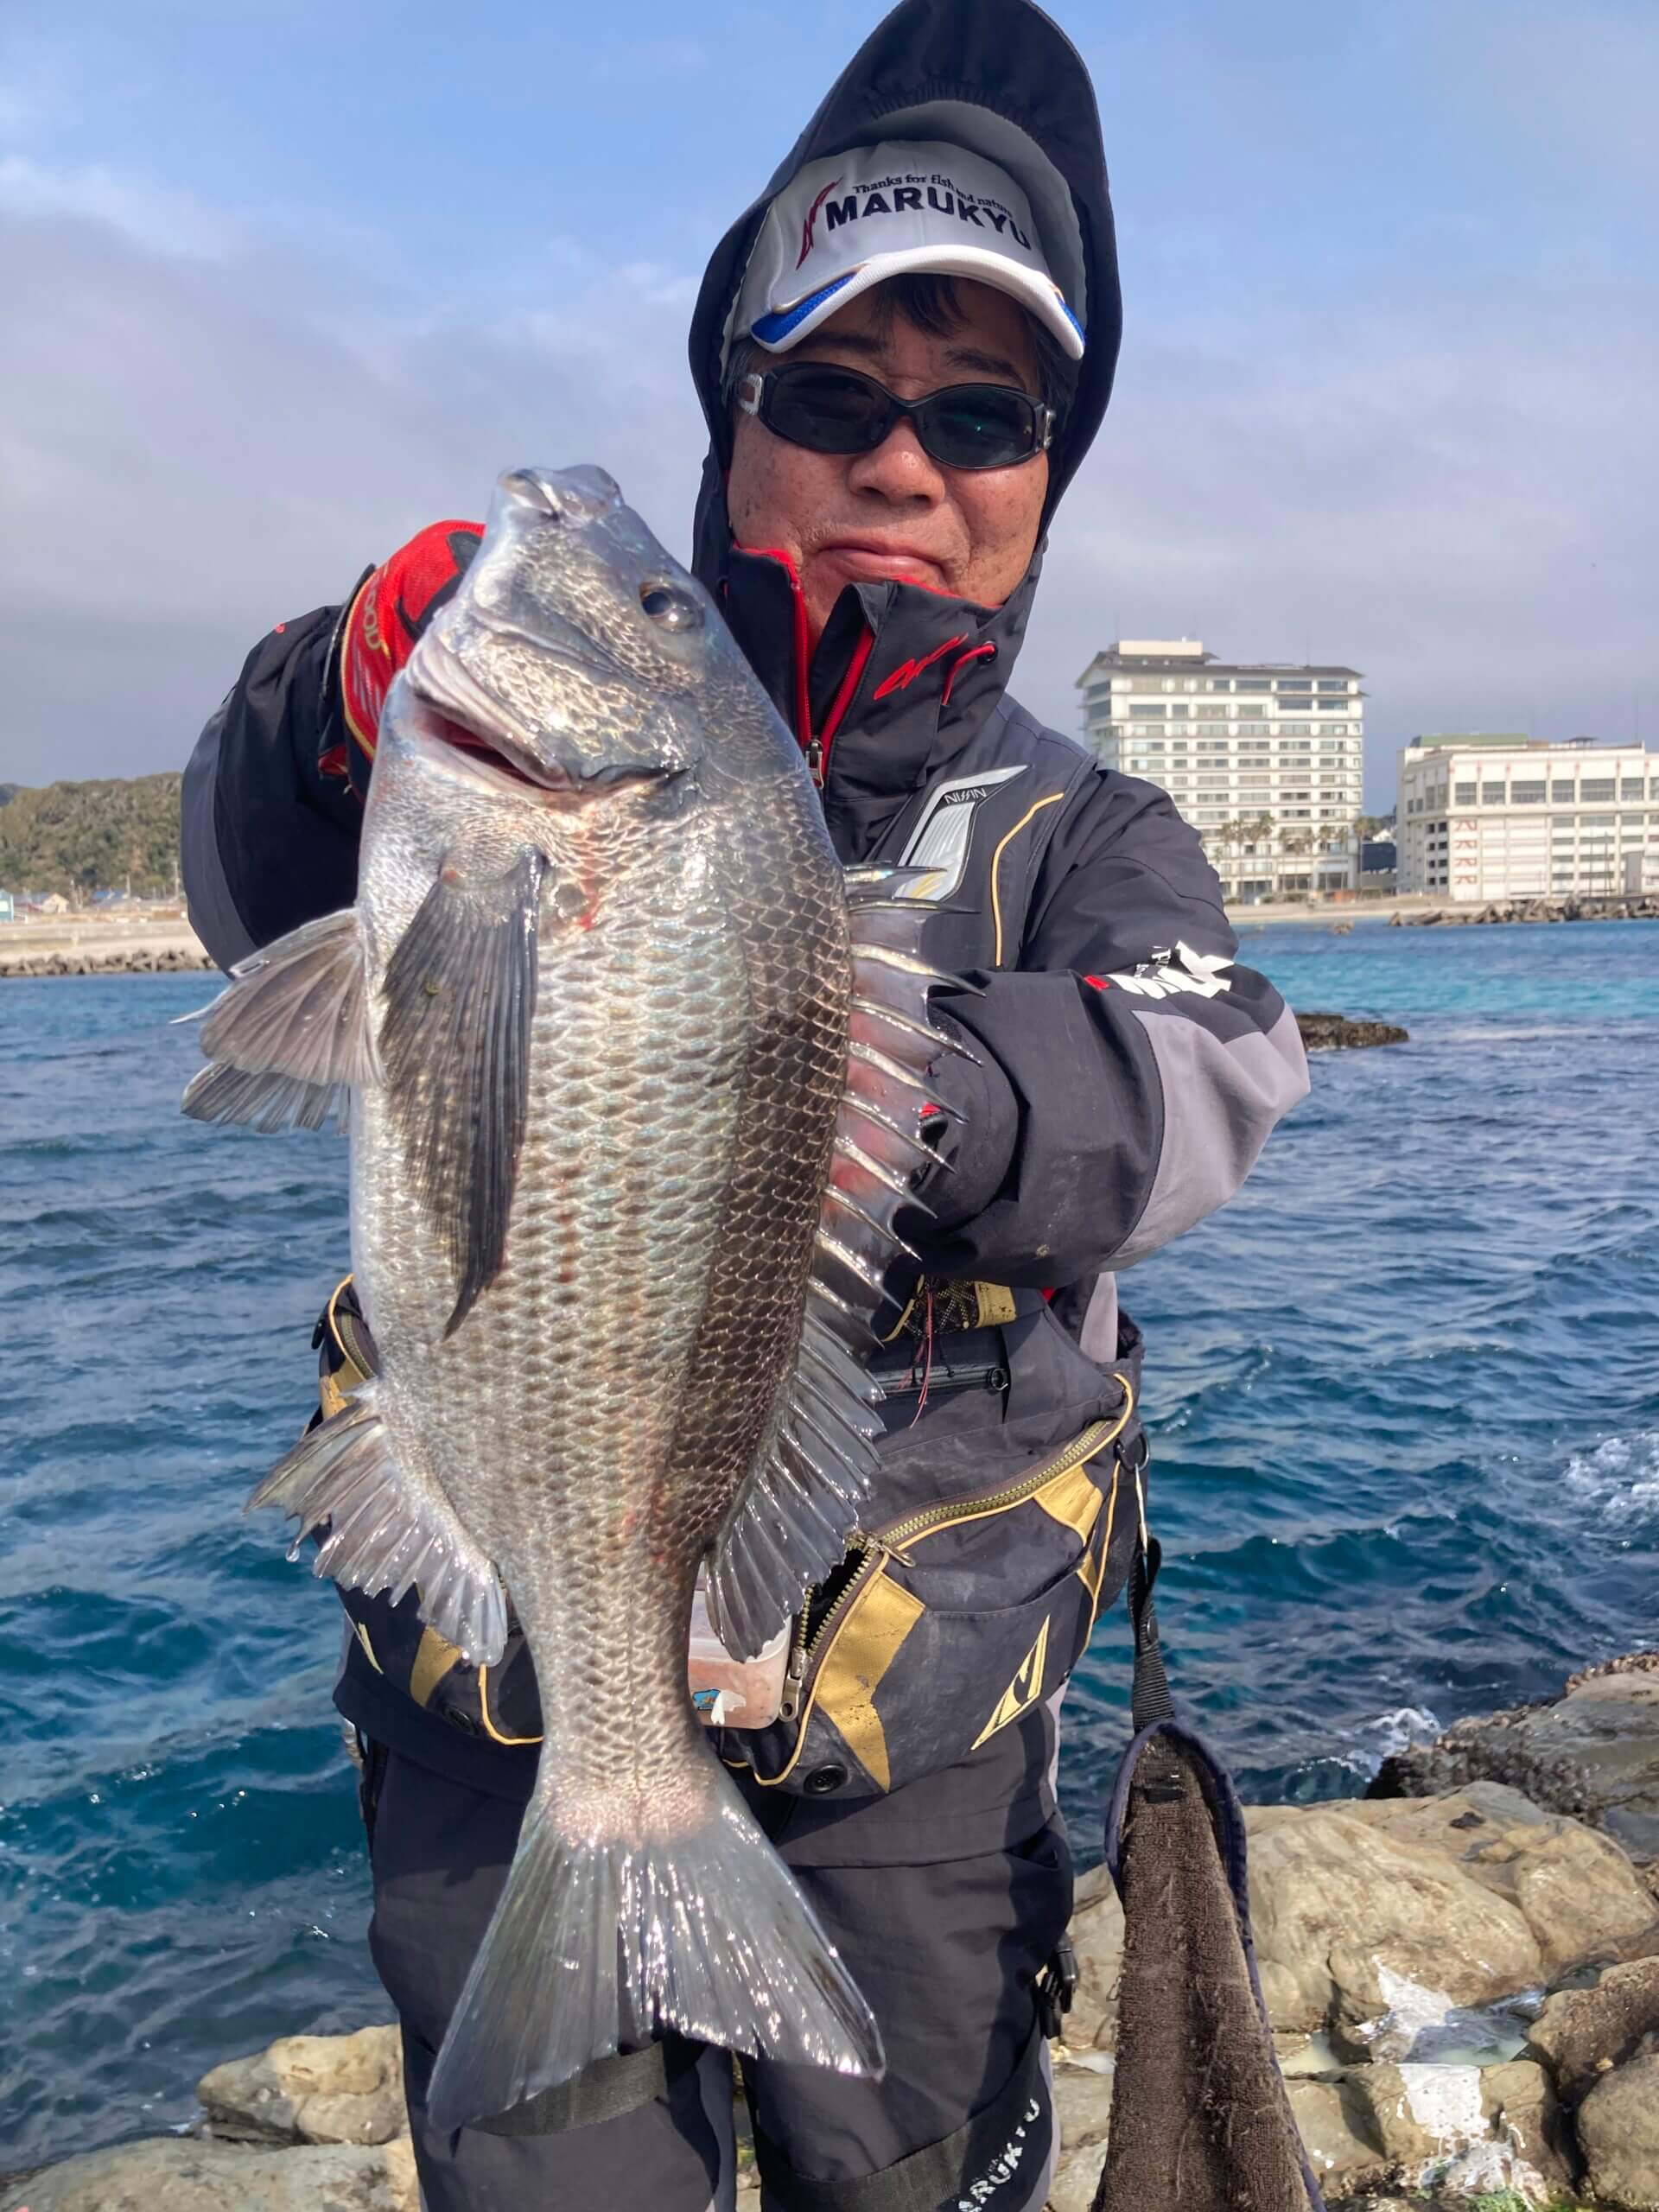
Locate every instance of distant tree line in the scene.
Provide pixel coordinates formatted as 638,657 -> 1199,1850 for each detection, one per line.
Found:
0,774 -> 183,897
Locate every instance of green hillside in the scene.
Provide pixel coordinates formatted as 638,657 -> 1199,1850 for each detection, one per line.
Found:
0,774 -> 183,897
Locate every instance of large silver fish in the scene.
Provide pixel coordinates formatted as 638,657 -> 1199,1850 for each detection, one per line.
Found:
183,466 -> 963,2127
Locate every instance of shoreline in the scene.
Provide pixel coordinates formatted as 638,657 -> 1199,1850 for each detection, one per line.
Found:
10,1650 -> 1656,2209
0,922 -> 213,977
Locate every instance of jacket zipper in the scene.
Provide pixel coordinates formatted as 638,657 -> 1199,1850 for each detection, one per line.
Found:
779,1532 -> 887,1721
775,1410 -> 1126,1723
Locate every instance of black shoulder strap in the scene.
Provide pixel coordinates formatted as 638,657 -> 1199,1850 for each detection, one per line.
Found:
1123,1429 -> 1173,1734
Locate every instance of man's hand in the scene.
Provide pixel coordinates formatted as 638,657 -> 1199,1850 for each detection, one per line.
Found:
332,521 -> 482,790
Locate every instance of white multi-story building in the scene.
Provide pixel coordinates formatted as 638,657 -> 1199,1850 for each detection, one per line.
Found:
1397,734 -> 1659,900
1076,639 -> 1366,901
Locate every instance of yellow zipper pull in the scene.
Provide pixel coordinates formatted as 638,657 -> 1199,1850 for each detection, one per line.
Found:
779,1633 -> 810,1723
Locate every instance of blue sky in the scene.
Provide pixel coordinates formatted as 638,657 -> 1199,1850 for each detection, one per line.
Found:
3,0 -> 1655,806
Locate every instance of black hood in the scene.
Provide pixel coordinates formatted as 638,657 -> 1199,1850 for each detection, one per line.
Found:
684,0 -> 1121,848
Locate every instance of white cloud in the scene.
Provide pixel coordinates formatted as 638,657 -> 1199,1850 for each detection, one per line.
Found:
0,153 -> 242,257
0,185 -> 704,785
2,98 -> 1656,812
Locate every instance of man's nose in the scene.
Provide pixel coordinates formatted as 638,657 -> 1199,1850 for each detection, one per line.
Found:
845,416 -> 945,501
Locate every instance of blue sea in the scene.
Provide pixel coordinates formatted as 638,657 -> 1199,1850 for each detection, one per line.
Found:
4,920 -> 1658,2166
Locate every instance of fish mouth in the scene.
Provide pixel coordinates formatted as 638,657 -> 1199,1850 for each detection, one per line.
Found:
405,640 -> 671,798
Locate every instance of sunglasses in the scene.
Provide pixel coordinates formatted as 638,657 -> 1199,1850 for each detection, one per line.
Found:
737,362 -> 1057,473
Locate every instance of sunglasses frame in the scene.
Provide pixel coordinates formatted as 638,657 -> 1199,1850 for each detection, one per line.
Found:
736,363 -> 1056,473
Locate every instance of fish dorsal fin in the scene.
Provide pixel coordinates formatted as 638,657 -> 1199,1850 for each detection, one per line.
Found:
380,849 -> 545,1338
706,868 -> 966,1661
181,907 -> 376,1134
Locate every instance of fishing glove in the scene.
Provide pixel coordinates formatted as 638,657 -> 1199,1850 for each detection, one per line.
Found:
330,521 -> 483,797
913,1007 -> 1019,1234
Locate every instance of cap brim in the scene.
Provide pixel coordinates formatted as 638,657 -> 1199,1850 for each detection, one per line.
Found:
749,242 -> 1085,362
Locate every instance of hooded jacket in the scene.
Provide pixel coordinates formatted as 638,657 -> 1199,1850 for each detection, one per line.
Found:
181,0 -> 1307,1840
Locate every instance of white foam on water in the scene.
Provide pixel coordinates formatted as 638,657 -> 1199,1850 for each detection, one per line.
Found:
1399,2060 -> 1487,2150
1430,2138 -> 1553,2204
1359,1706 -> 1442,1761
1563,1430 -> 1659,1524
1355,1963 -> 1461,2059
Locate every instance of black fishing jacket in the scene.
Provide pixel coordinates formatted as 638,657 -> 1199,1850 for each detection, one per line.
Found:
181,0 -> 1307,1858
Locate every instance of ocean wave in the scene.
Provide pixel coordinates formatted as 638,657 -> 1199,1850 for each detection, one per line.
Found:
1563,1432 -> 1659,1523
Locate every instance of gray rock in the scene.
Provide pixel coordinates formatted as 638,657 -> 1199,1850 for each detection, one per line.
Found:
0,2135 -> 418,2212
1295,1011 -> 1410,1050
1063,1859 -> 1123,2051
1044,2063 -> 1113,2212
1280,2057 -> 1569,2200
197,2024 -> 404,2146
1346,1782 -> 1656,1975
1577,2049 -> 1659,2207
1245,1801 -> 1549,2035
1373,1656 -> 1659,1865
1526,1956 -> 1659,2104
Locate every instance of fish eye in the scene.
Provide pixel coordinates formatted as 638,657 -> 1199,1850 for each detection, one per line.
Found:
639,582 -> 702,633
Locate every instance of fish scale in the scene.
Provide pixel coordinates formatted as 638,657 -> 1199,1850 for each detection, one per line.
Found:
182,463 -> 963,2127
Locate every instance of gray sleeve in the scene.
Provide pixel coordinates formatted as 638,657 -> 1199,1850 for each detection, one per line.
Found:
181,704 -> 257,972
1112,1000 -> 1309,1269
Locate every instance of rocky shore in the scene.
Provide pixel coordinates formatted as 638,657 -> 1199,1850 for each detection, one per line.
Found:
9,1656 -> 1659,2212
1391,895 -> 1659,929
0,942 -> 214,977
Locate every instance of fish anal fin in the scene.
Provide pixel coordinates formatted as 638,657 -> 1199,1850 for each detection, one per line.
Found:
251,1382 -> 507,1665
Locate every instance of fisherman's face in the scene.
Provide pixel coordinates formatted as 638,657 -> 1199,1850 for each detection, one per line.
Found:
727,280 -> 1050,645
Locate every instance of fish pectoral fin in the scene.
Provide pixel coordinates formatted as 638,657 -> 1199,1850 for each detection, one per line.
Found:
380,849 -> 546,1338
250,1381 -> 507,1666
181,907 -> 375,1135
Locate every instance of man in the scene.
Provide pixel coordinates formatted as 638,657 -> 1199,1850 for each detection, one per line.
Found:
182,3 -> 1308,2207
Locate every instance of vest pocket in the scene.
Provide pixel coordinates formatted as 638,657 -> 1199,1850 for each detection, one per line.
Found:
726,1393 -> 1143,1800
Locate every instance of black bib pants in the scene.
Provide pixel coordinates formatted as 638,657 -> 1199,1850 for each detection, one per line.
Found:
362,1742 -> 1071,2212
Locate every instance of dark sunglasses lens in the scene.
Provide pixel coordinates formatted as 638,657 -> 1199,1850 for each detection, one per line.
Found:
922,387 -> 1036,469
766,367 -> 889,454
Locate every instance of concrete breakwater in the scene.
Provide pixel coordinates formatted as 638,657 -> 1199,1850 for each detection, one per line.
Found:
0,940 -> 214,977
1393,893 -> 1659,929
10,1653 -> 1659,2212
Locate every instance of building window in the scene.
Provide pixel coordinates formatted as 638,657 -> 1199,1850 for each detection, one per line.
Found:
1623,779 -> 1645,800
1551,781 -> 1575,800
1196,705 -> 1228,720
1455,782 -> 1478,804
1511,782 -> 1547,804
1481,782 -> 1505,803
1131,703 -> 1166,717
1317,679 -> 1351,692
1580,779 -> 1616,801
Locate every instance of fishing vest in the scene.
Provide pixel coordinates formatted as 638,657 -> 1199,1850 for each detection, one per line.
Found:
321,695 -> 1153,1799
315,1270 -> 1147,1802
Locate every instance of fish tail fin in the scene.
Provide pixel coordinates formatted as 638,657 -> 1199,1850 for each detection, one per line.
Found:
424,1768 -> 883,2131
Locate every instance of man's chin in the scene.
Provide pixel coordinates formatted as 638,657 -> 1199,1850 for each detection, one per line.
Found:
808,547 -> 953,613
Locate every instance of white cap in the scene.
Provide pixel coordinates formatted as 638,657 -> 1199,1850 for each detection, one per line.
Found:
734,139 -> 1085,365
